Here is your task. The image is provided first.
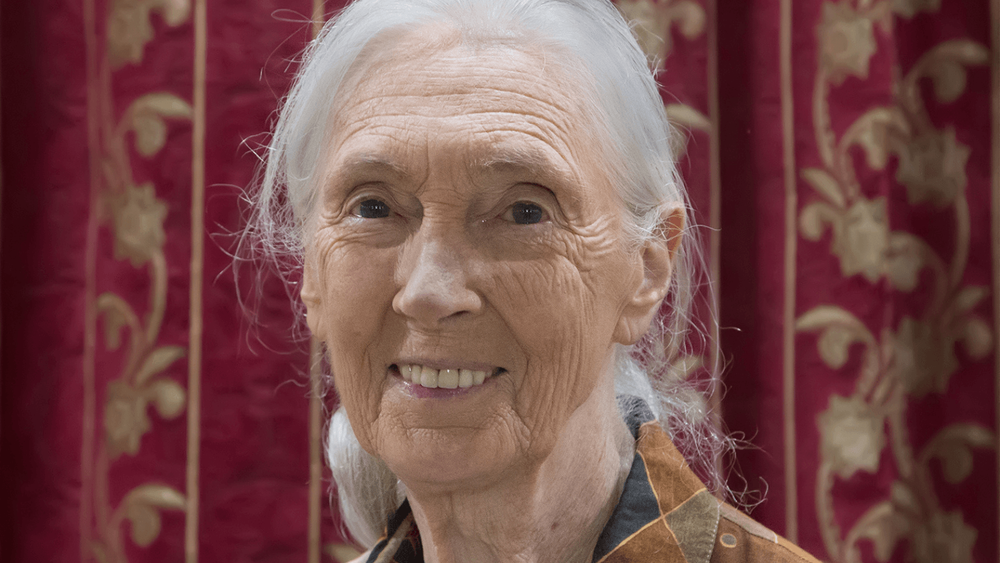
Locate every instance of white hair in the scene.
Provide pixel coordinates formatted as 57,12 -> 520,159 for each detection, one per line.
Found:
244,0 -> 731,548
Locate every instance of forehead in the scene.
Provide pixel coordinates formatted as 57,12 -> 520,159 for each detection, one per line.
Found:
335,27 -> 588,117
325,29 -> 611,185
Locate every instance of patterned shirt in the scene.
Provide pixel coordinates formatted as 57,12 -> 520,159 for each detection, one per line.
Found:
364,398 -> 820,563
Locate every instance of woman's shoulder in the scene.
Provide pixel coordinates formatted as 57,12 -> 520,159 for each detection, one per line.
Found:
711,503 -> 821,563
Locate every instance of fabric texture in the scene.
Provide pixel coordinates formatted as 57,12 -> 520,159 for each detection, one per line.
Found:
364,399 -> 821,563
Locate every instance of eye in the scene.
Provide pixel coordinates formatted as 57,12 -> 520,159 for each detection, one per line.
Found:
504,201 -> 546,225
354,198 -> 391,219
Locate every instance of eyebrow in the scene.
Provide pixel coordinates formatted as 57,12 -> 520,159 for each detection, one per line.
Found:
334,154 -> 410,182
471,147 -> 548,173
331,146 -> 574,199
466,146 -> 570,190
470,147 -> 586,216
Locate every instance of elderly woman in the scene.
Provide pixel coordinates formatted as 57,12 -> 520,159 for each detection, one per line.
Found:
250,0 -> 819,561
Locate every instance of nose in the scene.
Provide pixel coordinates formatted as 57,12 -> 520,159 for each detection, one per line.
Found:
392,229 -> 483,326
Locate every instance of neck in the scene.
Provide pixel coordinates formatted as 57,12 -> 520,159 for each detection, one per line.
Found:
404,383 -> 634,563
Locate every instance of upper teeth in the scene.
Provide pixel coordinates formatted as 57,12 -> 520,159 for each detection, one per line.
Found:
400,364 -> 489,389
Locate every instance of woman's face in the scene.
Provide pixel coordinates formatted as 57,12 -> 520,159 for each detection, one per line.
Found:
303,31 -> 671,489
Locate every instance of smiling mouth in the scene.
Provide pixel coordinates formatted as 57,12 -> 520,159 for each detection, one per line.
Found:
394,364 -> 504,389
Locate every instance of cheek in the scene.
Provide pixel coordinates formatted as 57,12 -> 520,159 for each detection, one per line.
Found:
314,234 -> 399,447
487,248 -> 624,434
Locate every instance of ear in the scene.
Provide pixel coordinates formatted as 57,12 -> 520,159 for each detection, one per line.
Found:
301,259 -> 324,338
613,204 -> 685,345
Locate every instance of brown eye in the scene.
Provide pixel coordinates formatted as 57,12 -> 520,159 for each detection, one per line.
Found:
355,198 -> 391,218
505,202 -> 545,225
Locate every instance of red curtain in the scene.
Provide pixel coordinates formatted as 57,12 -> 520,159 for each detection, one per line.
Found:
1,1 -> 997,562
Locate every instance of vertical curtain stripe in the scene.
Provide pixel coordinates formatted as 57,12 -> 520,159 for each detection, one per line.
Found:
313,0 -> 325,37
186,0 -> 208,560
81,0 -> 100,559
706,0 -> 723,449
707,0 -> 721,304
779,0 -> 798,544
991,0 -> 1000,557
309,340 -> 324,563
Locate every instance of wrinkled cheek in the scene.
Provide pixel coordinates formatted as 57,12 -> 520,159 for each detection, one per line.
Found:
492,260 -> 608,438
318,244 -> 398,452
332,356 -> 386,452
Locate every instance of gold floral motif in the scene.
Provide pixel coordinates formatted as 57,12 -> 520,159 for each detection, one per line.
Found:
817,2 -> 878,84
959,315 -> 993,359
103,347 -> 187,459
848,498 -> 908,562
108,183 -> 168,267
616,0 -> 706,68
837,198 -> 889,281
801,41 -> 988,290
920,424 -> 996,486
888,316 -> 957,397
123,93 -> 194,156
796,305 -> 877,369
887,288 -> 993,398
883,232 -> 924,291
892,0 -> 941,19
800,195 -> 890,282
801,302 -> 995,562
118,485 -> 186,547
896,128 -> 971,208
107,0 -> 191,68
105,381 -> 151,457
800,10 -> 992,560
911,511 -> 977,563
899,41 -> 990,108
107,3 -> 154,67
93,484 -> 187,563
87,0 -> 193,559
818,395 -> 886,478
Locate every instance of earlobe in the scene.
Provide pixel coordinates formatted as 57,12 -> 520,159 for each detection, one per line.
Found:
613,205 -> 685,345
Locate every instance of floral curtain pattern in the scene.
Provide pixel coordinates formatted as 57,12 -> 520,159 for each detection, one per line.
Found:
88,2 -> 195,559
799,3 -> 995,562
1,1 -> 997,563
792,2 -> 997,562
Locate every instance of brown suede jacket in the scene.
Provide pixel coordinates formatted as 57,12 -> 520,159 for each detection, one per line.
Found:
364,398 -> 821,563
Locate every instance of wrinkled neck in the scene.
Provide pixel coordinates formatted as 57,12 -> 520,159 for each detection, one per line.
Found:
404,377 -> 634,563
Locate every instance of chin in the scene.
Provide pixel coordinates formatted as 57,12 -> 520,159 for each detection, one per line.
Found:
382,427 -> 523,491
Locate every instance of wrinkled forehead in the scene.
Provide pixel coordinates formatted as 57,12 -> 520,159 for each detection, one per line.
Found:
313,23 -> 621,208
329,23 -> 602,137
